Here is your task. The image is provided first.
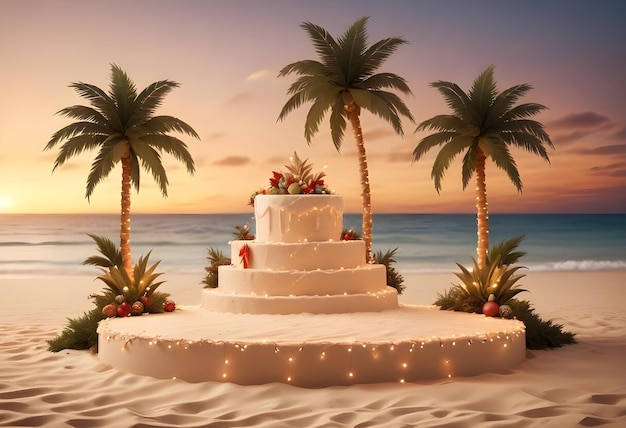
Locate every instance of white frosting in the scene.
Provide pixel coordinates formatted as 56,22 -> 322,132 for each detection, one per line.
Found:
230,240 -> 365,270
254,195 -> 342,243
202,287 -> 399,314
217,264 -> 387,296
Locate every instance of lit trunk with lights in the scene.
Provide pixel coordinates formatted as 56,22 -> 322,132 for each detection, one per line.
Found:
475,147 -> 489,269
345,102 -> 373,261
120,149 -> 133,279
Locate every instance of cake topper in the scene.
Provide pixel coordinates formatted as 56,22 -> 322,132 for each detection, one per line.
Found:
249,152 -> 331,205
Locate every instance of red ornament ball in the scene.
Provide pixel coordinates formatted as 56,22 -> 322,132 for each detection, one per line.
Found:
164,301 -> 176,312
140,296 -> 150,310
102,303 -> 118,318
482,301 -> 500,317
116,302 -> 132,317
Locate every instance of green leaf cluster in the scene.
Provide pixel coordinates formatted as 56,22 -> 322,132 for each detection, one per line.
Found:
372,247 -> 405,295
451,235 -> 528,306
48,235 -> 170,352
203,248 -> 230,288
508,299 -> 576,350
47,308 -> 104,353
434,235 -> 576,350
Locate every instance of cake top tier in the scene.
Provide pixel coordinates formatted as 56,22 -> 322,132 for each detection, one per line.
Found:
254,194 -> 343,243
249,152 -> 332,206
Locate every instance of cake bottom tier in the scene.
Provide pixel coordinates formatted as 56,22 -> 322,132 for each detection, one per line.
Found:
97,305 -> 526,387
201,287 -> 399,314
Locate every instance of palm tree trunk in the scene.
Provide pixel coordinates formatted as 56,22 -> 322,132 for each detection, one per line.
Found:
120,154 -> 133,279
345,104 -> 373,261
475,147 -> 489,269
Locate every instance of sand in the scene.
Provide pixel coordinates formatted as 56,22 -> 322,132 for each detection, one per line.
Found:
1,270 -> 625,427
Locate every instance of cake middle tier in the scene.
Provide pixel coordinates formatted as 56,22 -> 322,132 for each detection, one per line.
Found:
217,264 -> 388,296
230,240 -> 366,270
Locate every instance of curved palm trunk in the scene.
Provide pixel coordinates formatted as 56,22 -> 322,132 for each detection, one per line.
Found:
475,147 -> 489,269
345,104 -> 373,261
120,154 -> 133,279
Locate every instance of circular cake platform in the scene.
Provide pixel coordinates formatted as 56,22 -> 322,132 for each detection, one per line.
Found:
97,305 -> 526,387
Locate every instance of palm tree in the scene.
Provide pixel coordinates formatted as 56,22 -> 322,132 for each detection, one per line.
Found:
277,17 -> 414,259
413,65 -> 554,268
45,64 -> 199,277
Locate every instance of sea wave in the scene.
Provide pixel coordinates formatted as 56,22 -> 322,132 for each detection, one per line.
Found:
527,260 -> 626,272
399,259 -> 626,274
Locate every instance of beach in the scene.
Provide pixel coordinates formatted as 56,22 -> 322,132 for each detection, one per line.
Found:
1,270 -> 624,427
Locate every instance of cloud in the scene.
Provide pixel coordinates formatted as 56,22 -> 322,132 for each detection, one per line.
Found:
223,92 -> 255,107
246,69 -> 273,81
385,151 -> 413,163
578,144 -> 626,156
552,130 -> 592,145
611,127 -> 626,140
213,156 -> 251,167
549,111 -> 612,130
590,163 -> 626,177
363,127 -> 397,142
205,132 -> 225,141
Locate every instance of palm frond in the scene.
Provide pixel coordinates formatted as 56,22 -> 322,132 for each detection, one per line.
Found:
300,21 -> 341,71
362,38 -> 408,76
481,135 -> 522,192
129,142 -> 168,196
130,80 -> 179,125
69,82 -> 120,129
138,134 -> 196,174
51,134 -> 108,170
468,65 -> 497,123
138,115 -> 200,139
85,141 -> 121,199
83,234 -> 122,268
329,100 -> 347,150
109,64 -> 138,126
412,131 -> 456,162
431,135 -> 474,192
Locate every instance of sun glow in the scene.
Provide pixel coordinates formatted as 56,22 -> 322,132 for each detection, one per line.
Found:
0,195 -> 13,211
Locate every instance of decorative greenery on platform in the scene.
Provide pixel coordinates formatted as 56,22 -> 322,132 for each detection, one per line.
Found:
48,235 -> 171,352
450,234 -> 528,309
372,248 -> 405,295
434,235 -> 576,349
203,248 -> 230,288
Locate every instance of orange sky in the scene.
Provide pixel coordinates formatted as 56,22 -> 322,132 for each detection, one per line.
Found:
1,0 -> 624,214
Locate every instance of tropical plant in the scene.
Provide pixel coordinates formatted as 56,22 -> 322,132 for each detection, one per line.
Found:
372,248 -> 405,295
44,64 -> 199,278
434,235 -> 576,349
84,234 -> 170,313
48,235 -> 171,352
413,65 -> 554,268
449,235 -> 528,308
202,248 -> 229,288
278,17 -> 414,260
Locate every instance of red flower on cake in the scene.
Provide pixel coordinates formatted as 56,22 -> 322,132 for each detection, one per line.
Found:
239,244 -> 250,269
269,171 -> 283,188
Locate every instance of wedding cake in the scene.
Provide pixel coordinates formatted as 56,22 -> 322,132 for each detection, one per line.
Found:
201,154 -> 398,314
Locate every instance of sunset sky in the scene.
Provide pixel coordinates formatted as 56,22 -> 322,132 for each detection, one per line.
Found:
1,0 -> 625,214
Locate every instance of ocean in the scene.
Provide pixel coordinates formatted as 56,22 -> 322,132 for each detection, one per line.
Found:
1,213 -> 625,279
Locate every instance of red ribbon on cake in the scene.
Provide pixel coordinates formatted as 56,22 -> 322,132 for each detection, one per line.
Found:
239,244 -> 250,269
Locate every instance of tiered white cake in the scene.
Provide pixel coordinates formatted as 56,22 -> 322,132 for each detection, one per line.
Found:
201,194 -> 399,314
